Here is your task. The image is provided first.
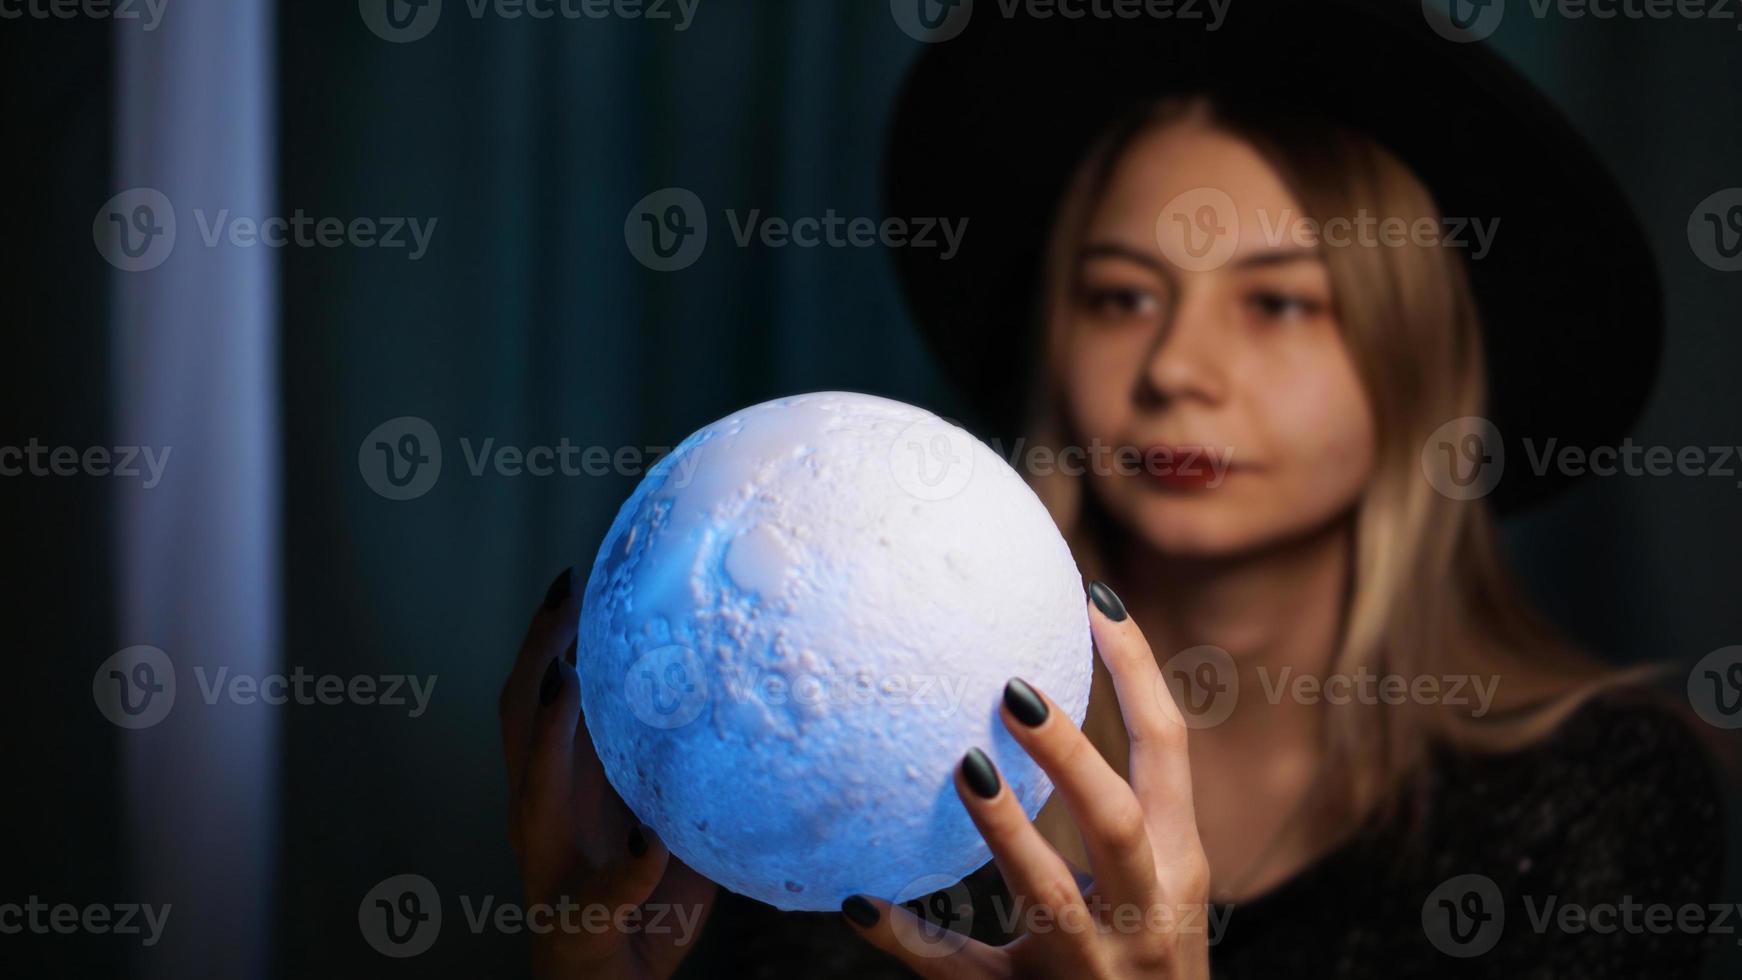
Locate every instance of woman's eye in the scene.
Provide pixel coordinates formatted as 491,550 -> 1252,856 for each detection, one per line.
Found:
1079,286 -> 1160,320
1247,290 -> 1323,321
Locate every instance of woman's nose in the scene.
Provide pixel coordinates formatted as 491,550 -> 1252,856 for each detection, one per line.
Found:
1135,288 -> 1229,409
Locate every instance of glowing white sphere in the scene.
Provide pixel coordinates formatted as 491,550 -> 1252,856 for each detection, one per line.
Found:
578,392 -> 1091,911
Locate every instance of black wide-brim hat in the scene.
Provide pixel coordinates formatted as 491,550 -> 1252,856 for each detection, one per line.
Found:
883,0 -> 1662,515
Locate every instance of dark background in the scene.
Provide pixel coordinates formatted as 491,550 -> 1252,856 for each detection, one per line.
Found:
3,0 -> 1739,976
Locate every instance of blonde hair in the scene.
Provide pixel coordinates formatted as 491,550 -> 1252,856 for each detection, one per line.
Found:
1025,97 -> 1652,869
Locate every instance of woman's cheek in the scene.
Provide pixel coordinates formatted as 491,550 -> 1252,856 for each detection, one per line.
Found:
1065,339 -> 1133,443
1266,359 -> 1377,515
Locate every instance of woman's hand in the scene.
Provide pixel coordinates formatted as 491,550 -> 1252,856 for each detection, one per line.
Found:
844,582 -> 1213,978
500,568 -> 718,979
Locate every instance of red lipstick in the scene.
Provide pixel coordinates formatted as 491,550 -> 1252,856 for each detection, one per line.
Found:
1142,445 -> 1230,491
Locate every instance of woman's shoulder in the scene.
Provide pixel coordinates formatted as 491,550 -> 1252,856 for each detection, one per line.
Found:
1430,689 -> 1727,866
1505,690 -> 1723,801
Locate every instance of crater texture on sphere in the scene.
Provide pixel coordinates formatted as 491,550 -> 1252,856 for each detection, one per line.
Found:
578,392 -> 1092,911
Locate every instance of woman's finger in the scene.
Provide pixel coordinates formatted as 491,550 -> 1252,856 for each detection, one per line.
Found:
517,657 -> 583,890
532,826 -> 676,976
999,678 -> 1158,907
500,567 -> 581,801
1086,581 -> 1197,843
839,893 -> 1004,980
955,748 -> 1092,941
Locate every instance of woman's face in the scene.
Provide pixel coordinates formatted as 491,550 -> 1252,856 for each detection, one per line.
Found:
1061,120 -> 1377,559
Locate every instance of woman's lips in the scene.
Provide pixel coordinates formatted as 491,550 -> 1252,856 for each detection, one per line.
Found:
1142,444 -> 1235,491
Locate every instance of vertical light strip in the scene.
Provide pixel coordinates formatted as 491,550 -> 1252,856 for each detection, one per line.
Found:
113,1 -> 278,977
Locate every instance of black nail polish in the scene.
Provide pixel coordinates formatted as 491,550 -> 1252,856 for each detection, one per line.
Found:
628,825 -> 649,858
841,895 -> 880,928
539,658 -> 562,706
1004,678 -> 1049,727
1088,580 -> 1127,622
564,636 -> 578,666
543,567 -> 574,610
962,747 -> 1001,799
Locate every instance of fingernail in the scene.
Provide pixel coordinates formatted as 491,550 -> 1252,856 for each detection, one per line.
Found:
628,825 -> 649,858
543,567 -> 574,610
961,747 -> 1001,799
841,895 -> 880,928
1003,678 -> 1049,727
1088,580 -> 1127,622
564,636 -> 578,666
540,658 -> 562,706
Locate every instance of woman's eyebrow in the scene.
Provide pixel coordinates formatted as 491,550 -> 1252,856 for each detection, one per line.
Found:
1231,246 -> 1322,270
1079,241 -> 1167,272
1080,241 -> 1323,272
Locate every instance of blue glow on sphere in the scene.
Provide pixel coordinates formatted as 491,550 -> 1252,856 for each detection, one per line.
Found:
578,392 -> 1092,911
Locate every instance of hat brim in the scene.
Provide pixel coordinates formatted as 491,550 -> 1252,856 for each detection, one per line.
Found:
883,0 -> 1662,515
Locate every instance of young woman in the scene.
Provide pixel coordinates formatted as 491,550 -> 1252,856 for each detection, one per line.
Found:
499,2 -> 1724,976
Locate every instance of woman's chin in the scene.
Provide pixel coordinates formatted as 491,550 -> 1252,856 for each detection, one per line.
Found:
1128,507 -> 1267,560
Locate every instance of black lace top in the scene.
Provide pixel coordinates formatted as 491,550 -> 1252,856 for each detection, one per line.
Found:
676,696 -> 1727,978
